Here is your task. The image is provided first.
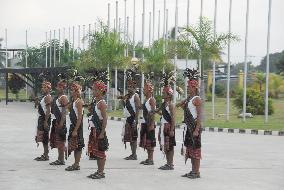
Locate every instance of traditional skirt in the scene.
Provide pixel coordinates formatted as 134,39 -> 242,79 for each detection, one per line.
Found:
139,123 -> 156,150
50,119 -> 67,150
158,123 -> 176,152
123,116 -> 138,143
67,123 -> 84,156
184,128 -> 202,160
35,115 -> 51,145
88,127 -> 108,159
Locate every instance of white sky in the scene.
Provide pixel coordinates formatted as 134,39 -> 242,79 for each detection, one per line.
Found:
1,0 -> 284,66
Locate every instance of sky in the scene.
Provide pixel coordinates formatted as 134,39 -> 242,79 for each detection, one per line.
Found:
1,0 -> 284,66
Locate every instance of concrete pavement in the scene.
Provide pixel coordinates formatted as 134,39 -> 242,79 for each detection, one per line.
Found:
0,102 -> 283,190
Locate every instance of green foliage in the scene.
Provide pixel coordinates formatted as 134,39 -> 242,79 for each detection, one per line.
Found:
177,17 -> 239,73
234,89 -> 274,115
257,50 -> 284,73
210,83 -> 226,97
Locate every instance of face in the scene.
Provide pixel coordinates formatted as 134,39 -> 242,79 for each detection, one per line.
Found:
127,85 -> 135,94
41,85 -> 49,94
162,90 -> 170,100
187,85 -> 196,95
56,84 -> 64,94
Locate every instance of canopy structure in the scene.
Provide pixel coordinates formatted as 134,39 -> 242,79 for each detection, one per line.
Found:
0,66 -> 70,105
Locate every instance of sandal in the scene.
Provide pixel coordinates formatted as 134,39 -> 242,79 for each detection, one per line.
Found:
181,171 -> 193,177
49,160 -> 65,165
34,155 -> 49,161
124,154 -> 137,160
187,172 -> 200,179
87,171 -> 105,178
139,159 -> 149,164
90,172 -> 105,179
65,164 -> 80,171
143,160 -> 154,165
158,164 -> 174,170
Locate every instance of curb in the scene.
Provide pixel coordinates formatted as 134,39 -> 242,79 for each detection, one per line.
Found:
108,116 -> 284,137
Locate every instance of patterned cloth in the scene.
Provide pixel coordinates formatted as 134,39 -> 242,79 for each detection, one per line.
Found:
123,116 -> 138,143
50,120 -> 66,150
88,127 -> 108,159
35,104 -> 51,145
158,123 -> 176,152
139,123 -> 156,150
186,146 -> 202,160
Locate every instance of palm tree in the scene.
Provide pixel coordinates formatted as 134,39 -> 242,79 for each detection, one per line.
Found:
177,17 -> 239,99
254,72 -> 266,92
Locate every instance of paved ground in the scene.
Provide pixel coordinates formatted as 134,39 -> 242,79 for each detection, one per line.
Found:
0,102 -> 284,190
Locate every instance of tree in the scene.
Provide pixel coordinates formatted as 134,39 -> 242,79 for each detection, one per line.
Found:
276,52 -> 284,75
177,17 -> 239,101
253,72 -> 266,92
0,38 -> 6,68
257,50 -> 284,73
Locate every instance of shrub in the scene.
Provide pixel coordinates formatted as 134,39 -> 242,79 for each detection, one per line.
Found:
233,89 -> 274,115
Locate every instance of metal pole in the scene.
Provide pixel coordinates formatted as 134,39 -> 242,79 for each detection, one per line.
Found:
53,30 -> 56,67
108,3 -> 110,32
25,30 -> 28,98
149,12 -> 152,48
127,16 -> 129,57
45,32 -> 48,68
5,28 -> 7,68
152,0 -> 155,43
88,24 -> 91,48
185,0 -> 190,99
243,0 -> 249,122
58,29 -> 61,64
83,25 -> 85,50
133,0 -> 136,58
63,28 -> 65,54
49,31 -> 52,67
78,25 -> 80,51
72,26 -> 75,62
265,0 -> 272,123
141,0 -> 145,104
163,0 -> 166,42
212,0 -> 217,120
158,10 -> 161,39
116,1 -> 118,33
68,27 -> 71,58
226,0 -> 232,121
124,0 -> 127,44
107,3 -> 110,109
174,0 -> 178,104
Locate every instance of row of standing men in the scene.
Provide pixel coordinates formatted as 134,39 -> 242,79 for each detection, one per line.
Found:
34,69 -> 202,179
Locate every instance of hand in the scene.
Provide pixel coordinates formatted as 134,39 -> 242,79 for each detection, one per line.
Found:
169,130 -> 174,137
72,130 -> 77,137
193,128 -> 199,137
98,132 -> 104,139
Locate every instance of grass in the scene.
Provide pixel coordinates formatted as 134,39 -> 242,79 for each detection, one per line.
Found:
108,98 -> 284,131
1,88 -> 283,131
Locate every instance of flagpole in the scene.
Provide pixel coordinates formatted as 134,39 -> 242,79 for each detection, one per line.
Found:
72,26 -> 75,62
58,29 -> 61,64
243,0 -> 250,122
158,10 -> 161,39
49,30 -> 52,67
141,0 -> 145,104
226,0 -> 232,121
133,0 -> 136,58
185,0 -> 190,99
174,0 -> 178,104
265,0 -> 272,123
53,30 -> 56,67
212,0 -> 218,120
25,30 -> 28,98
107,3 -> 110,110
45,32 -> 48,68
152,0 -> 155,43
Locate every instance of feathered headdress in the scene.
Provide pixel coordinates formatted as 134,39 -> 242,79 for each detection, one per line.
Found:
183,68 -> 199,88
126,66 -> 140,87
161,71 -> 175,95
86,69 -> 109,93
39,72 -> 52,90
144,72 -> 155,92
